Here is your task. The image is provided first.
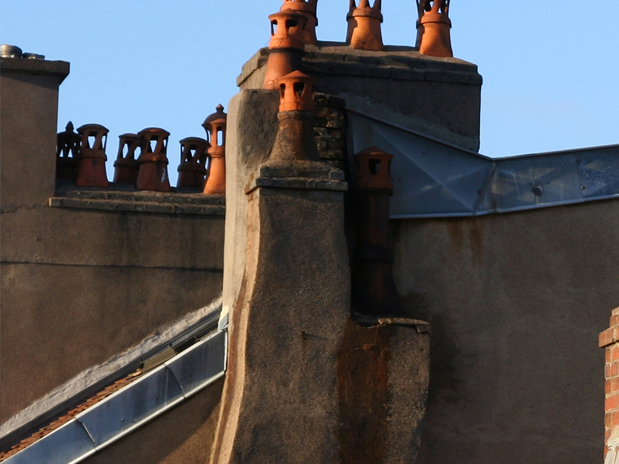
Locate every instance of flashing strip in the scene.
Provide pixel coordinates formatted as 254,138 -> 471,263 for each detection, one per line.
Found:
3,329 -> 227,464
347,111 -> 619,218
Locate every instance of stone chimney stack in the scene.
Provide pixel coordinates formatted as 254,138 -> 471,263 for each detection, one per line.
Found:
416,0 -> 453,57
0,55 -> 69,208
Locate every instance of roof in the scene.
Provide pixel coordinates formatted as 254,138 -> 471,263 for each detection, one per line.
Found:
348,110 -> 619,218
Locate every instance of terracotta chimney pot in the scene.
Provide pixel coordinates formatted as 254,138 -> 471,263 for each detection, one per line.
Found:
264,11 -> 308,90
113,133 -> 140,184
136,128 -> 171,192
177,136 -> 209,189
75,123 -> 110,188
268,11 -> 308,50
352,146 -> 400,316
276,70 -> 316,112
346,0 -> 384,51
416,0 -> 453,57
354,146 -> 393,192
266,71 -> 320,163
56,121 -> 80,180
280,0 -> 319,45
202,105 -> 227,195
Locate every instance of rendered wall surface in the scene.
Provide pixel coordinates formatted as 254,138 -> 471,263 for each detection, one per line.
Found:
0,59 -> 225,425
391,199 -> 619,464
238,43 -> 482,152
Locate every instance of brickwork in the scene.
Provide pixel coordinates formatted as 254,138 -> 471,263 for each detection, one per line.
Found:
599,307 -> 619,459
314,93 -> 347,170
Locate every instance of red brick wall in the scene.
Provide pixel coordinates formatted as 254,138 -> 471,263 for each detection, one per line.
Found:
599,307 -> 619,459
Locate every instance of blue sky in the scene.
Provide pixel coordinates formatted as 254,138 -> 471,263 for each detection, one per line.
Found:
2,1 -> 618,183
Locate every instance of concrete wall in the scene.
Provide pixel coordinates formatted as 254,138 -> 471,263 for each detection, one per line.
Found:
0,58 -> 225,425
391,199 -> 619,464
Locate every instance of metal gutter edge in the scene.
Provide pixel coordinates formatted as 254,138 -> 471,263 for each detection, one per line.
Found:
3,329 -> 227,464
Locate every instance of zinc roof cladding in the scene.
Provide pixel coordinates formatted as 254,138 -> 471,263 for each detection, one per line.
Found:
348,111 -> 619,218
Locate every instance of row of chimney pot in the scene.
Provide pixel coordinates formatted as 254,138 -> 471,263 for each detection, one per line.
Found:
263,0 -> 451,80
56,105 -> 227,194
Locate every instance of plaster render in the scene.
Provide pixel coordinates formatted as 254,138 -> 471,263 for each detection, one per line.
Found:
391,199 -> 619,464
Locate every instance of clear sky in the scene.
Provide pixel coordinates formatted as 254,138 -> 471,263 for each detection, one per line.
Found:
2,1 -> 618,184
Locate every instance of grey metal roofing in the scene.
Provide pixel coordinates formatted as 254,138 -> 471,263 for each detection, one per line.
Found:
0,299 -> 223,452
2,329 -> 227,464
348,111 -> 619,218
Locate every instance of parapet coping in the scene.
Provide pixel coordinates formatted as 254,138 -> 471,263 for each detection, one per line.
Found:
0,57 -> 70,83
238,41 -> 481,88
49,182 -> 225,216
245,161 -> 348,194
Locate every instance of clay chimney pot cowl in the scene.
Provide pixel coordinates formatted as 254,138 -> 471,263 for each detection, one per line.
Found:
57,121 -> 80,159
75,123 -> 110,188
281,0 -> 318,16
276,70 -> 316,113
113,133 -> 140,183
137,128 -> 171,163
136,127 -> 171,192
354,146 -> 393,192
115,134 -> 140,161
280,0 -> 318,45
346,0 -> 384,50
177,136 -> 208,189
416,0 -> 453,57
268,11 -> 308,50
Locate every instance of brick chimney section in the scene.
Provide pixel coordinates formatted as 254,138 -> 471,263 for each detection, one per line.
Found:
599,307 -> 619,460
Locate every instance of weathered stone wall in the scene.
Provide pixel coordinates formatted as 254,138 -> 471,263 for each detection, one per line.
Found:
391,199 -> 619,464
314,94 -> 347,170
